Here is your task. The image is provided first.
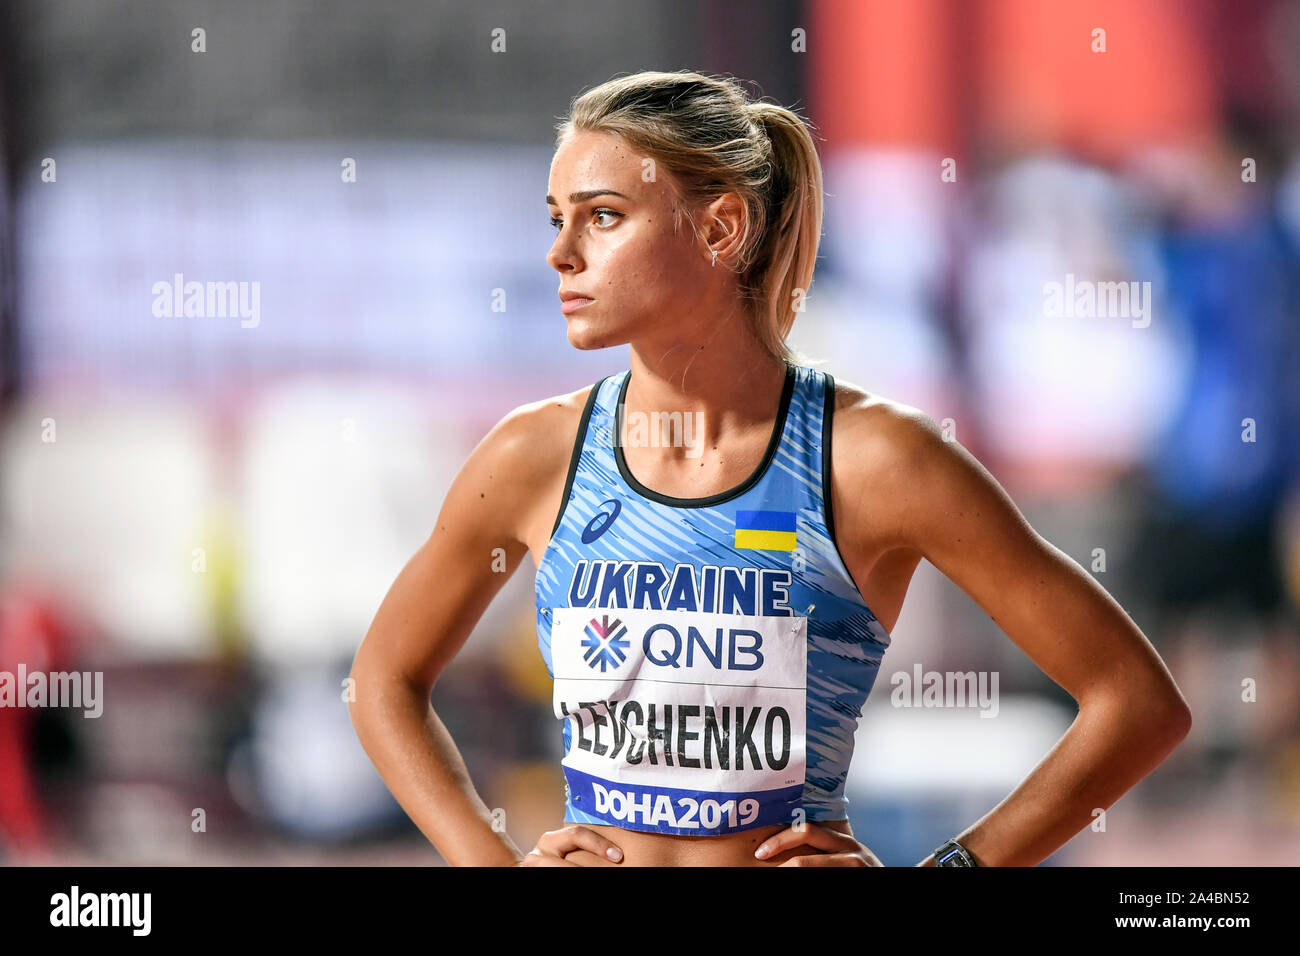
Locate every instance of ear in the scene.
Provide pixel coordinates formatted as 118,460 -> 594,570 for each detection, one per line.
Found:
700,191 -> 752,266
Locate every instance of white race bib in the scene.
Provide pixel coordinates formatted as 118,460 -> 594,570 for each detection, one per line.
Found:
552,606 -> 807,835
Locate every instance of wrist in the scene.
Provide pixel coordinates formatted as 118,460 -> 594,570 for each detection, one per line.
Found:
932,838 -> 979,867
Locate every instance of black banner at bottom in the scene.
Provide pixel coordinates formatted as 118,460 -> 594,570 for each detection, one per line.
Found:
0,865 -> 1277,943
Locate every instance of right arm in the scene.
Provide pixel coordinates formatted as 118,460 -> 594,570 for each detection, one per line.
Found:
348,403 -> 538,865
347,394 -> 624,866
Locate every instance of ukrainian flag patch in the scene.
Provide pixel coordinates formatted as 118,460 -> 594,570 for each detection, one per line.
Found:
734,510 -> 797,552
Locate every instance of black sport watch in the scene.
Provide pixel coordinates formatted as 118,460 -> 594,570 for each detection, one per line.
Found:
933,840 -> 979,867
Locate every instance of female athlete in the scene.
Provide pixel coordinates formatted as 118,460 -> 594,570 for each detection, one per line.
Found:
348,70 -> 1191,867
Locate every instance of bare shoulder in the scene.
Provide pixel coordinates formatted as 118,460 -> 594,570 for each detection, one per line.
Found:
826,373 -> 1033,554
478,381 -> 597,487
824,374 -> 980,551
826,375 -> 945,471
461,381 -> 598,554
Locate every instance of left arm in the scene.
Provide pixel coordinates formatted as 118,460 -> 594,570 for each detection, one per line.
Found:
763,400 -> 1192,867
870,405 -> 1192,866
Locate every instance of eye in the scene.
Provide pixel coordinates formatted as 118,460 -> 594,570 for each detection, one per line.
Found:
549,207 -> 625,231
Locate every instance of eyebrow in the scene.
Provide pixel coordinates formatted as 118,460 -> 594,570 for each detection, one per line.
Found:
545,189 -> 631,206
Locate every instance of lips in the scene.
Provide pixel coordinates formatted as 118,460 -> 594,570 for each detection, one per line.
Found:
559,293 -> 595,314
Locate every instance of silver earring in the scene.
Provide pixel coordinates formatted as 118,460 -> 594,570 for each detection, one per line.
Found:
711,249 -> 718,267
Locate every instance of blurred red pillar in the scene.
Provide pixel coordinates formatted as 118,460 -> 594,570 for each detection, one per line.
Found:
809,0 -> 960,153
975,0 -> 1216,162
808,0 -> 1219,163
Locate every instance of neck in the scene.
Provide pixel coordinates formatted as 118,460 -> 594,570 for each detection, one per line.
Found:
624,326 -> 789,452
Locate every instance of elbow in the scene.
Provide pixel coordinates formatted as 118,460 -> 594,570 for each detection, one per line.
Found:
1084,681 -> 1192,746
345,653 -> 380,735
345,668 -> 367,735
1163,697 -> 1193,742
345,653 -> 429,734
1152,675 -> 1193,742
1141,690 -> 1193,750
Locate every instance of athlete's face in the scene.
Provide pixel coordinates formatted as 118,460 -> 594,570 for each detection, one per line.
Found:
546,129 -> 720,351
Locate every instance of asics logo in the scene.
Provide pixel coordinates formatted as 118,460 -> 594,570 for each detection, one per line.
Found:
581,498 -> 622,544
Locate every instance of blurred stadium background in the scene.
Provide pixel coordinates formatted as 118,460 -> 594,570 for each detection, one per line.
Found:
0,0 -> 1297,865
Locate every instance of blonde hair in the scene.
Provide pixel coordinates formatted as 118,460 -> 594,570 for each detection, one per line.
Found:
556,70 -> 826,368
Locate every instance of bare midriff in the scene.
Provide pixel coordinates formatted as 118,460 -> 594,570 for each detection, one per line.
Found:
559,818 -> 854,867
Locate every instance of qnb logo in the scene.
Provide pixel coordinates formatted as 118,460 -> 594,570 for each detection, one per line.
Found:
581,498 -> 623,544
643,624 -> 764,671
582,615 -> 629,672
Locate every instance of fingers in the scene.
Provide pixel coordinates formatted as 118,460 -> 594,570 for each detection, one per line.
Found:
535,825 -> 624,863
777,853 -> 869,867
519,852 -> 581,867
754,822 -> 855,860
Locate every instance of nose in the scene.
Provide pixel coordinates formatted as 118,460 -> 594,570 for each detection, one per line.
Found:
547,224 -> 583,274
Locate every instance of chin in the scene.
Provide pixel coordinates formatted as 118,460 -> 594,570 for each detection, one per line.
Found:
566,317 -> 626,351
